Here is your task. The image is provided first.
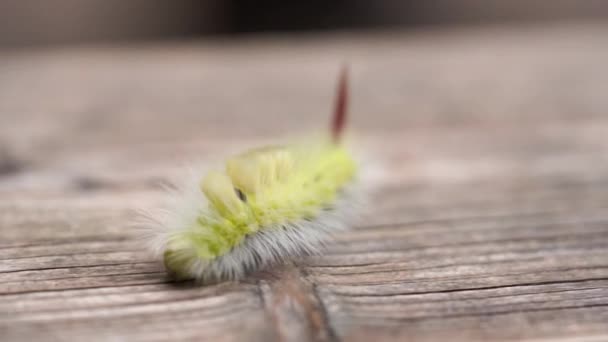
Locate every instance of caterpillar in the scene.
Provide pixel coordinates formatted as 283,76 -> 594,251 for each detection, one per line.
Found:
140,67 -> 359,282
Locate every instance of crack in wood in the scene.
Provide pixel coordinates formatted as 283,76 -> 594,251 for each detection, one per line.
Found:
329,277 -> 608,298
258,265 -> 338,342
347,303 -> 608,323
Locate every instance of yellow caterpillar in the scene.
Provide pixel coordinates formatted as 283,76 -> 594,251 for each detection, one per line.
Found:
141,68 -> 358,282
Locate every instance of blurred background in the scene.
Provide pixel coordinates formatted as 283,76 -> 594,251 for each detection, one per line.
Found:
1,0 -> 607,47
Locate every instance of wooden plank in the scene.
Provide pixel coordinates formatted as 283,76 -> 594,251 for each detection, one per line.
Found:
1,23 -> 608,341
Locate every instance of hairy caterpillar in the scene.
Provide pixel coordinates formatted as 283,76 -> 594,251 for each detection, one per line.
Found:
140,68 -> 358,282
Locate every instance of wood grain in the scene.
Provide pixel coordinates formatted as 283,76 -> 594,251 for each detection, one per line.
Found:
1,23 -> 608,341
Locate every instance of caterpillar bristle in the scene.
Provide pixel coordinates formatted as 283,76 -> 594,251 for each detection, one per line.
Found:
331,65 -> 349,143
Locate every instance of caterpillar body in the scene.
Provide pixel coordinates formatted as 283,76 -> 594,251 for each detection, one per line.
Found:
141,68 -> 358,282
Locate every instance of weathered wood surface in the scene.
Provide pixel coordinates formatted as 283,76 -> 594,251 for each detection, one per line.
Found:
1,23 -> 608,341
